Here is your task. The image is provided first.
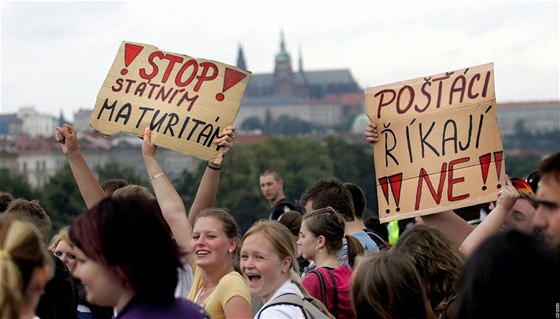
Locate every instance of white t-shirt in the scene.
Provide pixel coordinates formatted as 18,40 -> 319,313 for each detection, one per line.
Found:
175,260 -> 194,298
255,280 -> 306,319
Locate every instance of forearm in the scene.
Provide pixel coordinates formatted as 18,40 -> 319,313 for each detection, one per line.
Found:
66,151 -> 105,208
188,164 -> 220,226
459,205 -> 509,256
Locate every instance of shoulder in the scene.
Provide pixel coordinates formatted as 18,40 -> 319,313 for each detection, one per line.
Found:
351,230 -> 379,251
258,304 -> 305,319
218,271 -> 250,302
118,298 -> 210,319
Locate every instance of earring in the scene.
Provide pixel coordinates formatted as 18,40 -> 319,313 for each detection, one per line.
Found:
228,249 -> 233,254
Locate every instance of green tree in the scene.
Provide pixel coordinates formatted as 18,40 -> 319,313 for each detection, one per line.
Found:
0,168 -> 38,200
505,154 -> 541,179
241,116 -> 263,131
271,115 -> 312,136
39,164 -> 86,231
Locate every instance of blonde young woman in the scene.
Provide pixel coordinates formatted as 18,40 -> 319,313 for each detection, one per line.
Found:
0,219 -> 53,319
240,220 -> 334,319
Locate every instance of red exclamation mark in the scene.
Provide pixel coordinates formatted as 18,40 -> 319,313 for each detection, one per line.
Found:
494,151 -> 504,189
215,68 -> 247,102
121,43 -> 144,75
389,173 -> 403,212
378,177 -> 390,206
378,174 -> 403,214
479,153 -> 491,191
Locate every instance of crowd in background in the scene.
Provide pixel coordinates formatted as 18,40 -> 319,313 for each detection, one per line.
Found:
1,122 -> 559,319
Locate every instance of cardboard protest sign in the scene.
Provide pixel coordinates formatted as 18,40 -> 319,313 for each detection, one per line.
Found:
365,63 -> 505,222
90,41 -> 251,162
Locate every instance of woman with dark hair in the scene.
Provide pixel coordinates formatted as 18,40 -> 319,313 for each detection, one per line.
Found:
351,251 -> 436,319
297,208 -> 364,319
455,230 -> 560,319
69,195 -> 209,318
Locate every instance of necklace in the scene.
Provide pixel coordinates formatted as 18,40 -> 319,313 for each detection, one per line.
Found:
195,285 -> 214,308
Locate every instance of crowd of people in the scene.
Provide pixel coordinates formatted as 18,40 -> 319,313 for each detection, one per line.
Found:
1,121 -> 559,319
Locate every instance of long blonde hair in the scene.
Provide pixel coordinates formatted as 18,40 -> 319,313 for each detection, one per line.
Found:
242,220 -> 335,318
0,219 -> 53,319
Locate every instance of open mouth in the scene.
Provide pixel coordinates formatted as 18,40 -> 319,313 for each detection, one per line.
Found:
196,250 -> 211,256
245,274 -> 261,282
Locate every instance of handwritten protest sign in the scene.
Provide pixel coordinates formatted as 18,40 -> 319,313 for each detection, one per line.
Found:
90,41 -> 251,162
365,63 -> 505,222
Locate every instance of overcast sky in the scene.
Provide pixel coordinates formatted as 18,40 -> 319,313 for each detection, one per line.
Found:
1,1 -> 559,120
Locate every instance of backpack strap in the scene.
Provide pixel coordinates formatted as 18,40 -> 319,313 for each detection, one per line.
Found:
257,293 -> 304,319
309,268 -> 338,318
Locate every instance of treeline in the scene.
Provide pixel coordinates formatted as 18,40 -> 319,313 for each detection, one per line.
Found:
0,134 -> 544,235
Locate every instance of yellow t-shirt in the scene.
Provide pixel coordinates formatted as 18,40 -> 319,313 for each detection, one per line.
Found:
187,264 -> 251,319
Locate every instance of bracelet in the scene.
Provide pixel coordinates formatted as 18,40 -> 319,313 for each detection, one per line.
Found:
207,163 -> 221,171
149,169 -> 164,180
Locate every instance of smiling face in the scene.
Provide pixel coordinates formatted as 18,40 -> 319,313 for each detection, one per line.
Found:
297,220 -> 319,261
72,247 -> 129,309
240,232 -> 291,303
53,240 -> 77,272
191,216 -> 236,269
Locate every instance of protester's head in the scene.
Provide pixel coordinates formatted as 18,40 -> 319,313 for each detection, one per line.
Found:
69,195 -> 181,308
364,215 -> 389,242
48,226 -> 77,272
351,251 -> 436,319
298,208 -> 364,267
0,192 -> 15,213
0,219 -> 53,319
101,179 -> 129,196
2,199 -> 51,242
240,220 -> 300,303
393,224 -> 464,316
259,170 -> 285,204
277,210 -> 302,237
301,177 -> 355,221
112,184 -> 155,200
455,230 -> 560,319
502,178 -> 538,235
192,208 -> 240,272
344,182 -> 366,220
532,151 -> 560,247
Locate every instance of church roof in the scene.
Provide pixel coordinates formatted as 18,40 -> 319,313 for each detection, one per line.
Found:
247,69 -> 359,90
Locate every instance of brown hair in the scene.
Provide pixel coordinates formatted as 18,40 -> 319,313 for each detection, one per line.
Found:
393,224 -> 465,316
2,199 -> 52,242
303,208 -> 364,267
351,251 -> 436,319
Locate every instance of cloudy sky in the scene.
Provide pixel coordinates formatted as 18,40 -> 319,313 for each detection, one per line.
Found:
1,1 -> 558,120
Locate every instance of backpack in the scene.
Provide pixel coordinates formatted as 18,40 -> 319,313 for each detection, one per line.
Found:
364,228 -> 392,251
258,293 -> 331,319
308,268 -> 338,318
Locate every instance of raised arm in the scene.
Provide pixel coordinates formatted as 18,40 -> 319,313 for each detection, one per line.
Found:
188,126 -> 236,226
419,211 -> 474,246
142,126 -> 236,265
142,127 -> 192,258
56,124 -> 105,208
459,180 -> 519,256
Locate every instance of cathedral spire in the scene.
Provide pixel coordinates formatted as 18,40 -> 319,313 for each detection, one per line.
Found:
236,42 -> 247,70
298,44 -> 303,73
